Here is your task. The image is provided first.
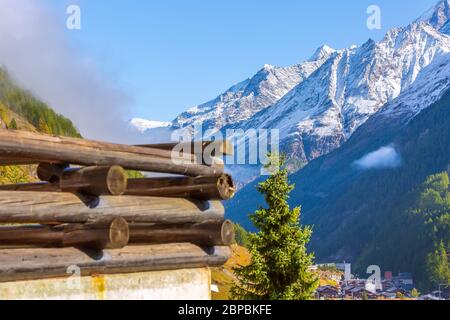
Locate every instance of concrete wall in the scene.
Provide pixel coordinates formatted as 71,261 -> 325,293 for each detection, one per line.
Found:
0,268 -> 211,300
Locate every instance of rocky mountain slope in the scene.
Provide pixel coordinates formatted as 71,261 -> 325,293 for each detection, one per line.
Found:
171,45 -> 336,133
133,1 -> 450,180
237,21 -> 450,163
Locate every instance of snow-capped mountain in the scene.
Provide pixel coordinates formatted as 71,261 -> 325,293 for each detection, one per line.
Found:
417,0 -> 450,31
171,45 -> 335,132
133,0 -> 450,177
130,45 -> 335,135
239,20 -> 450,162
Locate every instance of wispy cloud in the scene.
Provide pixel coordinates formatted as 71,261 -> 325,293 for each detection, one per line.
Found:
0,0 -> 136,143
354,145 -> 402,170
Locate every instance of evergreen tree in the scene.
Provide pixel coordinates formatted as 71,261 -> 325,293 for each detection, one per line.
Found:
231,154 -> 318,300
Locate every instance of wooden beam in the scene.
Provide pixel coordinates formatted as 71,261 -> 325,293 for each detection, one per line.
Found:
0,173 -> 235,200
137,140 -> 234,156
0,244 -> 232,283
0,218 -> 129,250
0,182 -> 60,192
129,220 -> 235,246
126,174 -> 235,200
0,191 -> 224,224
0,129 -> 222,176
1,165 -> 128,196
60,166 -> 128,196
0,158 -> 40,166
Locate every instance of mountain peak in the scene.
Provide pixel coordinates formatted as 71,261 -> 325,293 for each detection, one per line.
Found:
262,63 -> 275,71
308,44 -> 336,62
417,0 -> 450,31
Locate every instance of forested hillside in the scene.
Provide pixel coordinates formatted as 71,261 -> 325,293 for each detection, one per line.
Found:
226,88 -> 450,290
0,67 -> 81,184
0,68 -> 80,137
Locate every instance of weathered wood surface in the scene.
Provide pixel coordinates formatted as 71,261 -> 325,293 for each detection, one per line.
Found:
126,174 -> 235,200
129,220 -> 235,246
0,244 -> 232,282
60,166 -> 127,196
0,129 -> 222,176
0,191 -> 224,224
0,173 -> 235,200
0,218 -> 129,250
138,140 -> 234,156
0,182 -> 60,192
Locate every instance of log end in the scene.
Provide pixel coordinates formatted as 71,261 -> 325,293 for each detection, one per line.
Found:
106,166 -> 128,196
107,217 -> 130,249
217,174 -> 236,200
221,220 -> 235,246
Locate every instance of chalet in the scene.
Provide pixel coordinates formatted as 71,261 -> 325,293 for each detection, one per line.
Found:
316,285 -> 340,299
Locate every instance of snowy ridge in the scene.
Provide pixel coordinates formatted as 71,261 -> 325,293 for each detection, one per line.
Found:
417,0 -> 450,31
170,48 -> 336,132
130,118 -> 171,133
235,20 -> 450,162
132,0 -> 450,174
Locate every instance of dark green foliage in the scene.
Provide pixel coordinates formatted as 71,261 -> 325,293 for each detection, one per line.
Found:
231,154 -> 318,300
426,241 -> 450,288
234,223 -> 250,248
405,172 -> 450,289
0,68 -> 81,137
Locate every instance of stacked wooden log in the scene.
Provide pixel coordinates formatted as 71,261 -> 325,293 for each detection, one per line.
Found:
0,129 -> 235,280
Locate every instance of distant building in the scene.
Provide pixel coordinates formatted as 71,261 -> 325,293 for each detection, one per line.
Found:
316,285 -> 340,299
384,271 -> 393,281
393,273 -> 414,291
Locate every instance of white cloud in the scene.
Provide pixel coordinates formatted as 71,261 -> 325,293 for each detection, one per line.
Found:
0,0 -> 137,143
354,145 -> 402,170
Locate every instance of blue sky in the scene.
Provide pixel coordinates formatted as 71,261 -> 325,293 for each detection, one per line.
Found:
51,0 -> 438,122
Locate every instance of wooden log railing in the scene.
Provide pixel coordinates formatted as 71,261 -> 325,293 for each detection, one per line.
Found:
0,244 -> 232,283
129,220 -> 235,246
126,174 -> 235,200
0,191 -> 224,224
0,129 -> 235,278
0,219 -> 233,248
0,218 -> 129,250
0,129 -> 223,176
0,170 -> 235,200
